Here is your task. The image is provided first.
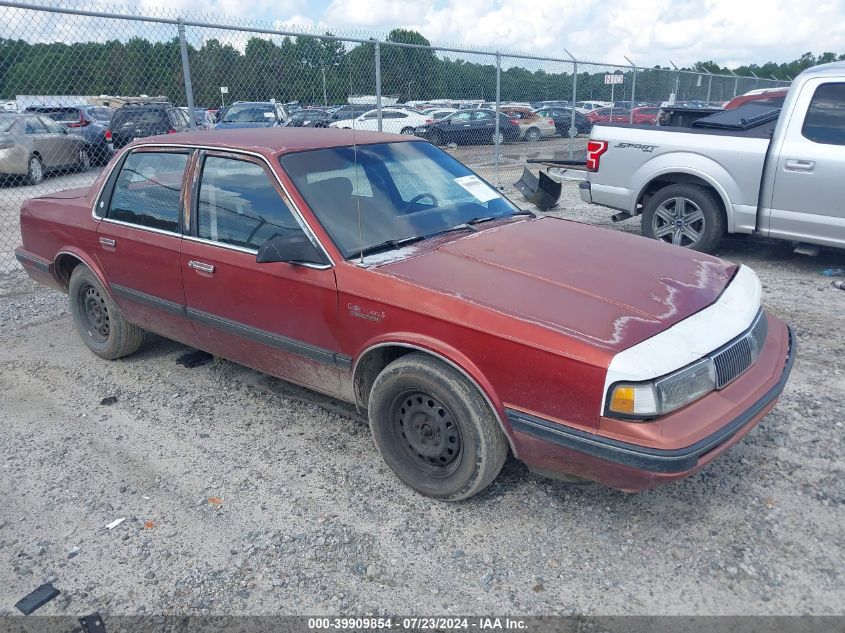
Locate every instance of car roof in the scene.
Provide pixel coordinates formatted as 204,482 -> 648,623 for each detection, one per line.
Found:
139,127 -> 418,155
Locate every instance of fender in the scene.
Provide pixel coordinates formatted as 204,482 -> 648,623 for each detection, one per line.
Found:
631,156 -> 742,232
54,246 -> 111,296
352,332 -> 518,456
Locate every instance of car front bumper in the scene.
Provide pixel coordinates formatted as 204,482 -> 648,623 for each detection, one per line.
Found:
0,146 -> 30,175
507,315 -> 794,492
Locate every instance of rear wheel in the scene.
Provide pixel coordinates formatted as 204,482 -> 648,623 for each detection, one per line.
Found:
642,184 -> 724,252
524,126 -> 541,142
68,265 -> 144,360
400,126 -> 415,135
491,130 -> 505,145
77,147 -> 91,171
368,353 -> 508,501
26,155 -> 44,185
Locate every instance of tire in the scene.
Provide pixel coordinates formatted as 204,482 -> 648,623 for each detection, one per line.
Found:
524,126 -> 541,142
368,353 -> 508,501
641,184 -> 724,253
400,126 -> 415,135
491,130 -> 504,145
68,265 -> 144,360
26,155 -> 44,185
77,147 -> 91,172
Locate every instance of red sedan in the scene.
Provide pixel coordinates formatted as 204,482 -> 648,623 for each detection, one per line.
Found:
630,106 -> 660,124
587,107 -> 632,124
15,128 -> 793,500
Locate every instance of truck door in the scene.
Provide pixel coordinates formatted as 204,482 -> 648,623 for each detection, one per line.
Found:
766,80 -> 845,248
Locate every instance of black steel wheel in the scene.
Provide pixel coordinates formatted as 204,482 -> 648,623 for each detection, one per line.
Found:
368,353 -> 508,501
79,283 -> 110,343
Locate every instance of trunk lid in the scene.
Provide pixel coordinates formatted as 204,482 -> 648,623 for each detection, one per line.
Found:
377,217 -> 736,352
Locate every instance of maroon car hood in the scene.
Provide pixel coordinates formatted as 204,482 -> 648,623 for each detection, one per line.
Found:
377,218 -> 737,352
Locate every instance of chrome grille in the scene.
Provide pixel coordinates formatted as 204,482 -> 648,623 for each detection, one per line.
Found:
711,310 -> 768,389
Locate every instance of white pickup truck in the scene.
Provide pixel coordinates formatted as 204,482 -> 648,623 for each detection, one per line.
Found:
579,62 -> 845,253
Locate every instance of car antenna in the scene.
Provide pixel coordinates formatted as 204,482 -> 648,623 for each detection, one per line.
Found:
350,64 -> 364,265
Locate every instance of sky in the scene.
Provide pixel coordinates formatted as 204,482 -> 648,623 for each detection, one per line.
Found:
123,0 -> 845,68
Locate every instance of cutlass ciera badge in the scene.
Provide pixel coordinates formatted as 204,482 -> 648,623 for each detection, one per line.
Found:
348,303 -> 386,322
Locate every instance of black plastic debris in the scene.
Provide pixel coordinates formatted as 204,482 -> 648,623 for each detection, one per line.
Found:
15,583 -> 60,614
99,396 -> 118,406
80,612 -> 107,633
176,350 -> 213,368
514,167 -> 562,211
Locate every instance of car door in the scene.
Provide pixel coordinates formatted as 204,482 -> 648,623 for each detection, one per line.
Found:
39,115 -> 76,167
24,116 -> 56,167
180,151 -> 343,396
766,80 -> 845,248
469,110 -> 495,143
95,148 -> 197,345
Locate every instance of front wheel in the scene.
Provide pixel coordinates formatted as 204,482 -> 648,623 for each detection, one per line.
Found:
491,130 -> 504,145
26,155 -> 44,185
400,126 -> 415,135
368,353 -> 508,501
68,265 -> 144,359
642,184 -> 724,252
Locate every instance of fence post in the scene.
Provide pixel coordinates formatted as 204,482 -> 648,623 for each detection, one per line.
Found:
177,18 -> 196,128
374,40 -> 382,132
564,48 -> 577,161
494,51 -> 501,188
625,56 -> 636,124
706,73 -> 712,103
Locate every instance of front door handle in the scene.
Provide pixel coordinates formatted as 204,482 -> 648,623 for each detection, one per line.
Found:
188,260 -> 215,274
99,236 -> 116,248
784,159 -> 815,172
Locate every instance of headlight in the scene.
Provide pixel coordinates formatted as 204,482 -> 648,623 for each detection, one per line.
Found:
607,358 -> 716,419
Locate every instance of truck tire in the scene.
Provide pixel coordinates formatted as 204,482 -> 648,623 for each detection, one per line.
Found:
68,265 -> 144,360
642,184 -> 724,253
368,353 -> 508,501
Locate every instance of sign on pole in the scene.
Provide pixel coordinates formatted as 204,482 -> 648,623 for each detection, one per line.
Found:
604,74 -> 623,85
220,86 -> 229,94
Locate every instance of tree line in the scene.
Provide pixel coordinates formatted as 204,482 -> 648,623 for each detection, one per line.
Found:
1,29 -> 833,108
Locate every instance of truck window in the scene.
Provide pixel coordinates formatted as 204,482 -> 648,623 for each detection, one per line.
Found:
801,83 -> 845,146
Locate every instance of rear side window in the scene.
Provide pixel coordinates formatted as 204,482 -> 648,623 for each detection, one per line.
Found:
802,83 -> 845,145
197,156 -> 303,250
108,151 -> 188,232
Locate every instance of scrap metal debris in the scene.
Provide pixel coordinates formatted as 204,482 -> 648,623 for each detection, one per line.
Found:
15,583 -> 60,614
513,167 -> 562,211
176,350 -> 214,368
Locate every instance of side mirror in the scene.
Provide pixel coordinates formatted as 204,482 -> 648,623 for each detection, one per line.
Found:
256,234 -> 327,266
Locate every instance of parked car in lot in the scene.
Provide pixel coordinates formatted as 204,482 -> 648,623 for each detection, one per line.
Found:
534,107 -> 593,137
106,102 -> 192,149
330,104 -> 375,121
500,107 -> 557,141
723,88 -> 788,110
329,108 -> 427,135
630,106 -> 660,124
580,61 -> 845,253
0,113 -> 90,184
421,108 -> 458,122
587,107 -> 633,124
15,127 -> 793,500
214,102 -> 288,129
180,107 -> 216,129
285,109 -> 333,128
575,100 -> 611,113
415,109 -> 521,145
25,105 -> 114,164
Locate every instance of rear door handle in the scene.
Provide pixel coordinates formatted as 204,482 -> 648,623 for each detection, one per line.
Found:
784,159 -> 815,172
99,236 -> 116,248
188,260 -> 215,274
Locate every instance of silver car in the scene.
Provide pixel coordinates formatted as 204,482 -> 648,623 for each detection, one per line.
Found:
0,113 -> 89,185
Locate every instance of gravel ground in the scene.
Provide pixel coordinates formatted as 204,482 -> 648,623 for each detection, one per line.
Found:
1,162 -> 844,617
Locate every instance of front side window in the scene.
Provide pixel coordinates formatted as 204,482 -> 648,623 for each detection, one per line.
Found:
40,117 -> 64,134
280,141 -> 519,258
197,156 -> 303,250
108,151 -> 188,232
25,117 -> 46,134
802,83 -> 845,145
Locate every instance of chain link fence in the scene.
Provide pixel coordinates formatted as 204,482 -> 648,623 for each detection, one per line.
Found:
0,0 -> 789,271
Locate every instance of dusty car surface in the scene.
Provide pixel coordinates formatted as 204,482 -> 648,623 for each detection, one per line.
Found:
16,128 -> 794,500
0,112 -> 90,184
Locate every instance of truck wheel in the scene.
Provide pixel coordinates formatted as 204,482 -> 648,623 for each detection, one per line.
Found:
642,184 -> 724,252
368,353 -> 508,501
68,265 -> 144,360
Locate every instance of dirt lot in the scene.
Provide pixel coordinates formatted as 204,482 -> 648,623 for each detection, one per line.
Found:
1,158 -> 844,617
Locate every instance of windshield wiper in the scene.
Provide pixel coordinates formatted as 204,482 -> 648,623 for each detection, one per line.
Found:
356,225 -> 476,258
464,210 -> 535,227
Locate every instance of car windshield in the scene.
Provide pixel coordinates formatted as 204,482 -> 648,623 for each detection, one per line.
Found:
222,104 -> 275,123
280,141 -> 521,259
